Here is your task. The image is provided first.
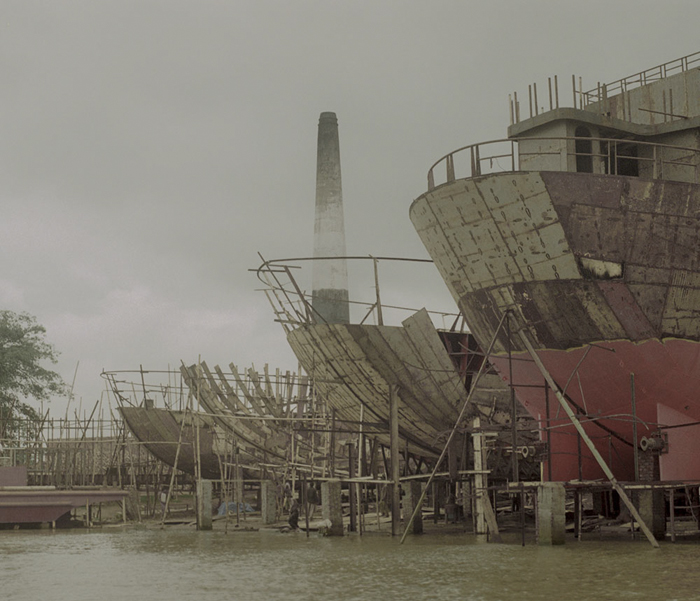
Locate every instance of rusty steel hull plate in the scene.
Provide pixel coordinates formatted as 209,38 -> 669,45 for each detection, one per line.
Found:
411,171 -> 700,480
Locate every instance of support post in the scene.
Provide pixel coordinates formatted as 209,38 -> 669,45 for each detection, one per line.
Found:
235,464 -> 244,524
261,480 -> 277,525
473,416 -> 487,535
347,442 -> 357,532
634,488 -> 666,539
537,482 -> 566,545
670,487 -> 676,543
631,373 -> 639,482
433,480 -> 439,524
574,489 -> 582,540
389,385 -> 401,536
507,314 -> 519,483
402,481 -> 423,535
197,479 -> 213,531
321,479 -> 344,536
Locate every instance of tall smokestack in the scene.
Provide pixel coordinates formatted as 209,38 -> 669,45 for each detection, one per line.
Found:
312,112 -> 350,324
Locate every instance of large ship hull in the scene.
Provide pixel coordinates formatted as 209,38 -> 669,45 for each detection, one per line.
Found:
411,170 -> 700,481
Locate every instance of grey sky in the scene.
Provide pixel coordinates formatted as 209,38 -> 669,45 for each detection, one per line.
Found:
1,0 -> 697,413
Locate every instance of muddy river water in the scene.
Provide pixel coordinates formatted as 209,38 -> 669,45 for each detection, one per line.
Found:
1,528 -> 699,601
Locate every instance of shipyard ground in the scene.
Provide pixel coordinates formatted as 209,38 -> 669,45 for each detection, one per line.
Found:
38,502 -> 700,546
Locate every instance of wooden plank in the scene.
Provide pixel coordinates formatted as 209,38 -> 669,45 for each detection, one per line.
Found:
402,309 -> 467,409
248,368 -> 282,417
213,365 -> 250,415
229,364 -> 266,416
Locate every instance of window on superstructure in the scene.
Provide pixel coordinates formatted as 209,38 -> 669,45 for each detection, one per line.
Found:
575,127 -> 593,173
600,140 -> 639,177
616,143 -> 639,177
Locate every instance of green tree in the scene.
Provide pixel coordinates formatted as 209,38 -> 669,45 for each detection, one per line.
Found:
0,311 -> 66,442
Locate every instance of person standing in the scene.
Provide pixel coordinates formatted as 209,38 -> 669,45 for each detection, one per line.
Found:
160,487 -> 168,518
288,499 -> 300,530
307,481 -> 319,520
283,481 -> 293,513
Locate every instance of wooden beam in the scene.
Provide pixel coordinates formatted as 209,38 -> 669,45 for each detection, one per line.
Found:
390,385 -> 401,536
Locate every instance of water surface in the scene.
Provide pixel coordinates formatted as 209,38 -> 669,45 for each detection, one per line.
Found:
1,528 -> 699,601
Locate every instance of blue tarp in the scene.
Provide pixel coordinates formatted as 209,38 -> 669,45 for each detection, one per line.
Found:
217,501 -> 255,516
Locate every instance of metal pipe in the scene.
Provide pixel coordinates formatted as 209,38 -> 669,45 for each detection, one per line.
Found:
508,313 -> 518,483
631,373 -> 639,482
670,488 -> 676,543
372,257 -> 383,326
545,380 -> 552,482
534,82 -> 538,116
509,94 -> 514,125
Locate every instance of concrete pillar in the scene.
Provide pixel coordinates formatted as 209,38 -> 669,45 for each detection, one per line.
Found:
261,480 -> 278,525
235,465 -> 244,506
402,481 -> 424,534
196,479 -> 213,531
461,481 -> 472,519
321,479 -> 344,536
636,448 -> 664,538
312,111 -> 349,324
537,482 -> 566,545
634,489 -> 666,539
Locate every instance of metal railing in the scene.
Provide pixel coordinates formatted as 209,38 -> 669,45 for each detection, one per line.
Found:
583,51 -> 700,103
255,255 -> 461,331
426,136 -> 700,192
512,52 -> 700,123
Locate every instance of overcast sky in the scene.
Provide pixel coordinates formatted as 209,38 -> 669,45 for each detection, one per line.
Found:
1,0 -> 698,414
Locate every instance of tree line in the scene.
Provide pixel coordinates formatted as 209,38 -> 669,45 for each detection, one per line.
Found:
0,310 -> 66,443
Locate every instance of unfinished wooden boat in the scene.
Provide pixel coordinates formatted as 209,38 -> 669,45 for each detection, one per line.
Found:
113,363 -> 338,481
258,259 -> 538,477
118,405 -> 234,480
180,362 -> 349,478
289,309 -> 483,454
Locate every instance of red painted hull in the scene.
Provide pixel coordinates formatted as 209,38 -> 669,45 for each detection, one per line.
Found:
490,337 -> 700,481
